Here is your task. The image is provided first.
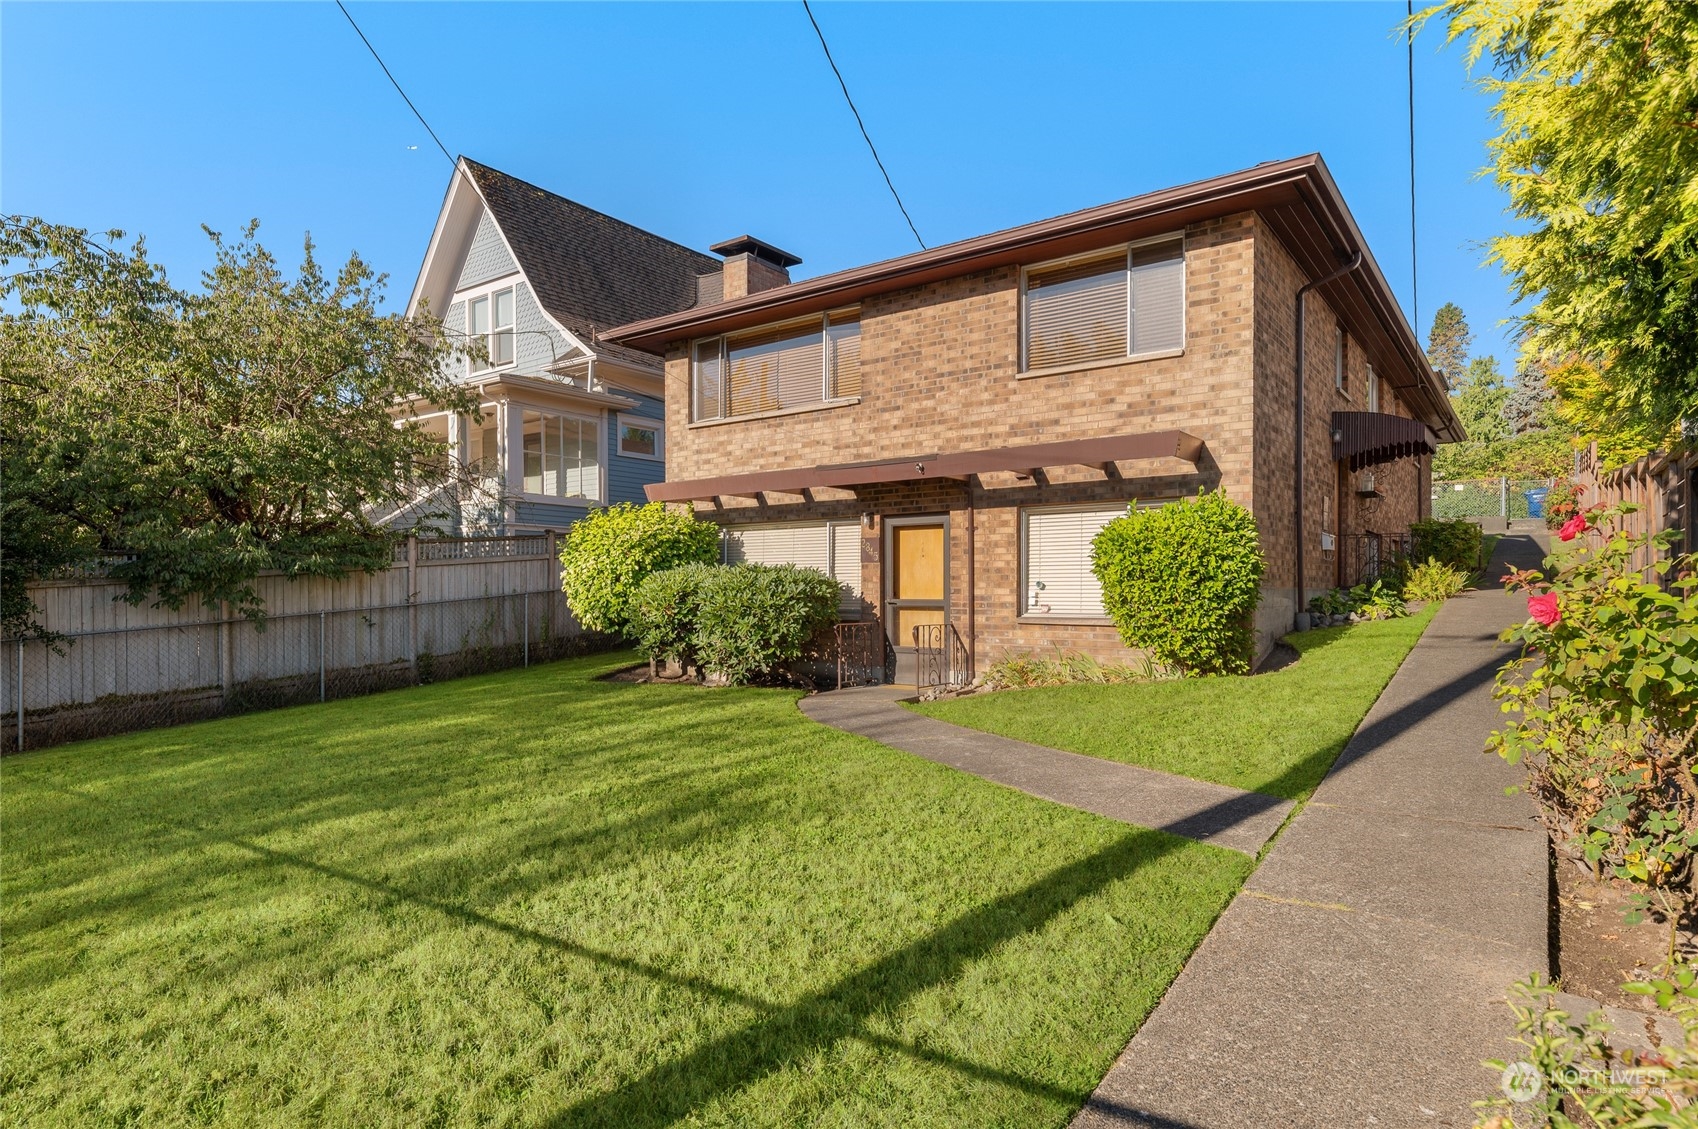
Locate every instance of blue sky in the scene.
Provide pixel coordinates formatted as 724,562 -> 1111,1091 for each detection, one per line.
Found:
3,1 -> 1517,365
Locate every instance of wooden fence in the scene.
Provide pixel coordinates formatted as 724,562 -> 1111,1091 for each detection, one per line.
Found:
1576,444 -> 1697,575
2,534 -> 608,753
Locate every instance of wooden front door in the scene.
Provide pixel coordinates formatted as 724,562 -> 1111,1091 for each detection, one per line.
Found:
886,519 -> 947,684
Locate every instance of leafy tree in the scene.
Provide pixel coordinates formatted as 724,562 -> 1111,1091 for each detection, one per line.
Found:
1424,0 -> 1698,437
0,216 -> 478,637
1424,301 -> 1473,390
1546,356 -> 1667,470
1501,357 -> 1553,435
1453,356 -> 1510,442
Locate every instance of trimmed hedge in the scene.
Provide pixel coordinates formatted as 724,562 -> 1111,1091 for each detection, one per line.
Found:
558,502 -> 721,637
630,562 -> 841,685
1091,491 -> 1265,676
1409,519 -> 1483,574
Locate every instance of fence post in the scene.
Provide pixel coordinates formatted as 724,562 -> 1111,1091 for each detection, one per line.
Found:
14,639 -> 22,753
406,533 -> 419,680
218,600 -> 232,707
319,611 -> 327,703
523,591 -> 530,668
1500,476 -> 1508,519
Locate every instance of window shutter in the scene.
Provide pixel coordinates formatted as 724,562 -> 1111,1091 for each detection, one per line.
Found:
1023,505 -> 1125,617
1129,241 -> 1184,355
693,340 -> 723,421
1025,255 -> 1128,370
828,311 -> 861,398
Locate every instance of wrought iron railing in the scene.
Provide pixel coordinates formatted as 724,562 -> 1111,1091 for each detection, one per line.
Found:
835,620 -> 887,688
1340,532 -> 1413,588
912,622 -> 970,690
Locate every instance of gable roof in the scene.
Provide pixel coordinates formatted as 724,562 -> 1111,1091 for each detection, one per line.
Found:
603,154 -> 1463,440
407,158 -> 720,372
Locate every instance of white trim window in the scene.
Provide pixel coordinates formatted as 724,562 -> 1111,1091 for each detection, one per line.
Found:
1334,324 -> 1348,394
691,307 -> 861,422
521,408 -> 600,502
616,414 -> 664,461
1021,236 -> 1185,374
469,285 -> 516,373
1021,502 -> 1151,620
1367,363 -> 1379,413
721,521 -> 864,619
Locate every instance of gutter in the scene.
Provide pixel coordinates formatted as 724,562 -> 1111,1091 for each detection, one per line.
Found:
1294,251 -> 1363,627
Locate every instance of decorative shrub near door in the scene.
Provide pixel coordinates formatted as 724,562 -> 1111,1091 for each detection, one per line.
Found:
1091,490 -> 1264,676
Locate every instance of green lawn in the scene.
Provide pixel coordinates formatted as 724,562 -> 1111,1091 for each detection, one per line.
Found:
914,609 -> 1437,801
3,651 -> 1252,1128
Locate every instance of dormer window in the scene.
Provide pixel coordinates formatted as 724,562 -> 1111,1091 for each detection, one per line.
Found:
469,287 -> 515,372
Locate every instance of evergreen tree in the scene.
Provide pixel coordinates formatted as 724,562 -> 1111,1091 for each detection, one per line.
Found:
1425,302 -> 1472,390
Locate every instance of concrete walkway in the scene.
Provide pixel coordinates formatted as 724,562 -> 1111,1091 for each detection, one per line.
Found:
800,688 -> 1292,857
1072,532 -> 1551,1128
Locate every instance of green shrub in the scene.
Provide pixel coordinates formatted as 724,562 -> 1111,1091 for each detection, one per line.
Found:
1410,518 -> 1483,574
694,563 -> 842,685
1091,491 -> 1264,676
629,561 -> 717,672
1401,557 -> 1471,603
1494,504 -> 1698,945
1307,579 -> 1408,621
558,502 -> 720,637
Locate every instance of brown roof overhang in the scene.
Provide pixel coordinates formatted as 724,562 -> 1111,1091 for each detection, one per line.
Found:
646,430 -> 1205,503
603,154 -> 1463,443
1333,411 -> 1437,471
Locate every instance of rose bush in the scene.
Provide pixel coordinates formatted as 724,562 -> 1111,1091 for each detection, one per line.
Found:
1493,503 -> 1698,956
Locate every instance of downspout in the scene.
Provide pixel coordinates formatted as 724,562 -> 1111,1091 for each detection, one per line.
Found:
1293,252 -> 1363,627
965,486 -> 977,681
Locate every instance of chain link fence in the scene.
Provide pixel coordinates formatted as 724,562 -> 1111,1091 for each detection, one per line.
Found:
1,590 -> 611,754
1431,478 -> 1557,521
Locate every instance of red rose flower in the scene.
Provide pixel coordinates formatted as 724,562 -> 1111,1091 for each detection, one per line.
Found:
1527,592 -> 1560,627
1558,514 -> 1589,541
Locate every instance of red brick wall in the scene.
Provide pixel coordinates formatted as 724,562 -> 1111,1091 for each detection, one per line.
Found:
670,211 -> 1428,671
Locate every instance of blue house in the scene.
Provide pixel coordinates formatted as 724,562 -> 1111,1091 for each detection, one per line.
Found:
401,157 -> 720,533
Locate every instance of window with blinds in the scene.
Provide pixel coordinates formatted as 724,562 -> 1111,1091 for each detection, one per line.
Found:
1022,237 -> 1185,373
721,521 -> 864,618
1021,503 -> 1137,619
691,308 -> 861,422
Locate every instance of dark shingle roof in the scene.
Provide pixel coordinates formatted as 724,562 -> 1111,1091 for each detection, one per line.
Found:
463,158 -> 719,360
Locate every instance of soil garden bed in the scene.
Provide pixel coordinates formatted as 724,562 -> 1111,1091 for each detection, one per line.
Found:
1552,847 -> 1695,1011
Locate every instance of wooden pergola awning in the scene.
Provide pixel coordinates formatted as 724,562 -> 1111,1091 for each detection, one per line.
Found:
1333,411 -> 1436,471
645,430 -> 1205,503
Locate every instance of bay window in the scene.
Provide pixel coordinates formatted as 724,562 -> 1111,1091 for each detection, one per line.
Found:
691,308 -> 861,422
1021,236 -> 1185,373
521,409 -> 600,502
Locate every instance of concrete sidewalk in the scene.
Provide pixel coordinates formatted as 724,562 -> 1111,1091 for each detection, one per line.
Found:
1071,532 -> 1551,1128
800,687 -> 1292,856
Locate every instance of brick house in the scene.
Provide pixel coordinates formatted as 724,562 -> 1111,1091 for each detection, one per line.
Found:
603,155 -> 1463,679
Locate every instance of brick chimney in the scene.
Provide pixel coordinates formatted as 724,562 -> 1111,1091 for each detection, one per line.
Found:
710,235 -> 802,301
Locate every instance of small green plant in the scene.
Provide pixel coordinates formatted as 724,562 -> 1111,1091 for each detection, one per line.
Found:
1091,490 -> 1264,676
1474,966 -> 1698,1127
558,502 -> 721,637
983,648 -> 1155,690
1307,579 -> 1408,621
1402,557 -> 1472,603
1411,518 -> 1485,573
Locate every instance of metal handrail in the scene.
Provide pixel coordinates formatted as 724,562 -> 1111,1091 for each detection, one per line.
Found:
912,622 -> 970,690
835,620 -> 887,688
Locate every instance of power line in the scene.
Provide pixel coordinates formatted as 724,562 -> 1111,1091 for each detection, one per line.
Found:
1408,0 -> 1419,332
334,0 -> 455,169
801,1 -> 925,250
